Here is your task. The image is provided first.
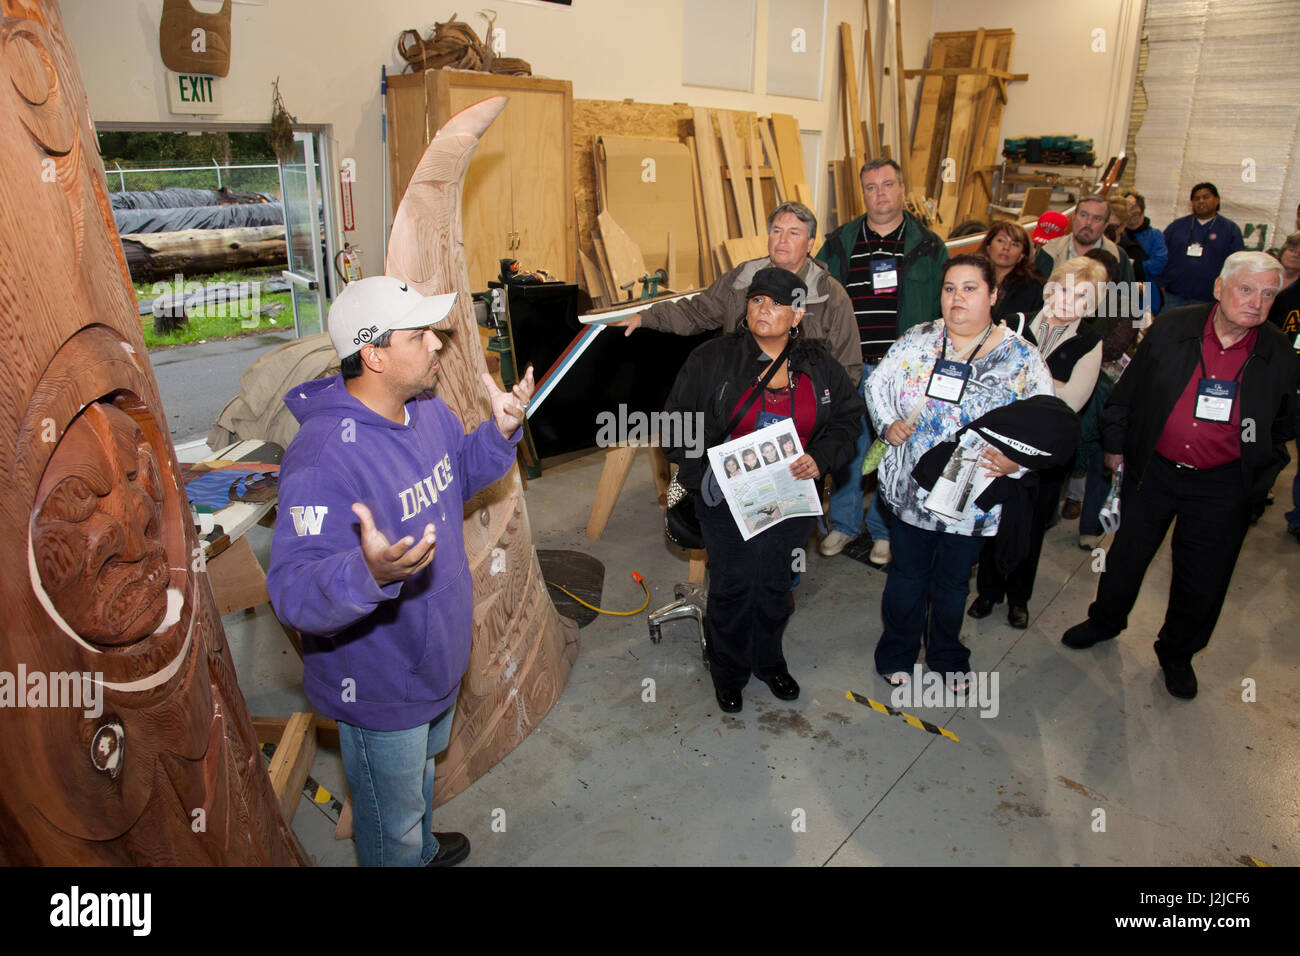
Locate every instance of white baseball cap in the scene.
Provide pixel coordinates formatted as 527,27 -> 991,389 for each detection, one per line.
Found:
327,276 -> 458,359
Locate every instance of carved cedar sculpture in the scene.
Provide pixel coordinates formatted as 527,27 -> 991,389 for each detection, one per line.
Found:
386,97 -> 579,805
158,0 -> 232,77
0,0 -> 307,865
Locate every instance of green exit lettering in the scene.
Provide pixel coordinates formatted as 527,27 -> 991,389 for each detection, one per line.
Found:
177,75 -> 214,103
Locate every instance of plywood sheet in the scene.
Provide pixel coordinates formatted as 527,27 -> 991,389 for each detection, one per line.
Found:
597,210 -> 647,299
573,98 -> 693,266
597,135 -> 701,291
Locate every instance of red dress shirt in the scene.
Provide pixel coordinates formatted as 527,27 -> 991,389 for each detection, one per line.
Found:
1154,309 -> 1257,468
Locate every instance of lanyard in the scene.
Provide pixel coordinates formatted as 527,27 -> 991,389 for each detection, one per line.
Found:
862,219 -> 904,250
1198,341 -> 1248,385
940,321 -> 995,363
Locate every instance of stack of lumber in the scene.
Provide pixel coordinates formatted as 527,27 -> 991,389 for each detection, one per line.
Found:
905,29 -> 1025,237
573,99 -> 814,305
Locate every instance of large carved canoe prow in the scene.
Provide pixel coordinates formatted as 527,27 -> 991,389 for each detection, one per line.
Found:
0,0 -> 307,864
386,97 -> 579,804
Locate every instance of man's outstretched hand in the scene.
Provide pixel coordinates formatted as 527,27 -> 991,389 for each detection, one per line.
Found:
352,502 -> 435,587
481,364 -> 535,438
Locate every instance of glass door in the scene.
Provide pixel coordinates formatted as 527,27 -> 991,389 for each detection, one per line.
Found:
279,131 -> 327,336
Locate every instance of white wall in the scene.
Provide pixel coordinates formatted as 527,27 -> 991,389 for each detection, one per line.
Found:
59,0 -> 935,280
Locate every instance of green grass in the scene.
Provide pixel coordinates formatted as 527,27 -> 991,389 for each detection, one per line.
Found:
135,267 -> 296,349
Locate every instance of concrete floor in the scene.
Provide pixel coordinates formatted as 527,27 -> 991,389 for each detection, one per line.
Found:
214,444 -> 1300,867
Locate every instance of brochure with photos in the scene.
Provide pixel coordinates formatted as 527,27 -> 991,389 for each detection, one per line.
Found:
708,420 -> 822,541
923,430 -> 998,522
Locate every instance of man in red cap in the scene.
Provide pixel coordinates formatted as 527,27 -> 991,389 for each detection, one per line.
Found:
1031,211 -> 1070,248
1034,197 -> 1136,285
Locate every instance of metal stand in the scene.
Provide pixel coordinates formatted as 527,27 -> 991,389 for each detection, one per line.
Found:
647,583 -> 707,666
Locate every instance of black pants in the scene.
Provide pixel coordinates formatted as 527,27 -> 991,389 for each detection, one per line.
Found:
1088,454 -> 1251,667
976,468 -> 1067,608
696,496 -> 812,690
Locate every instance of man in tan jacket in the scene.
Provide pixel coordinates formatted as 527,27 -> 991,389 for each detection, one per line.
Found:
617,201 -> 861,385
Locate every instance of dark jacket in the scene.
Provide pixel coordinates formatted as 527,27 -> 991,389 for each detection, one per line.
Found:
994,272 -> 1046,324
1101,304 -> 1300,503
1126,217 -> 1168,313
663,330 -> 865,492
815,210 -> 948,338
1161,214 -> 1245,303
639,255 -> 862,384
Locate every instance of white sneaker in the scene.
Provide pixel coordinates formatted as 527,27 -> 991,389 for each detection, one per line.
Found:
869,539 -> 891,566
819,530 -> 853,556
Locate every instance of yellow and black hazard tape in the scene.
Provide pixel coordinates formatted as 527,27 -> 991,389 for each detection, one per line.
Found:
846,690 -> 959,742
260,741 -> 346,823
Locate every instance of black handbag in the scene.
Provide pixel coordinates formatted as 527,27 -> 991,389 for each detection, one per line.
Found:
664,341 -> 793,550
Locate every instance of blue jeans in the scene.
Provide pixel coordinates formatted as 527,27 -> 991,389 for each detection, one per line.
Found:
875,518 -> 987,676
1078,450 -> 1111,537
828,363 -> 890,541
1288,406 -> 1300,530
338,699 -> 457,867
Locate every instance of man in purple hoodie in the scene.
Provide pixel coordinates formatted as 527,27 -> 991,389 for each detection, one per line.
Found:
267,276 -> 533,867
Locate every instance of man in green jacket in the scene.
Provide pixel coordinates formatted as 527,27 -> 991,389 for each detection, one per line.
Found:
815,157 -> 947,562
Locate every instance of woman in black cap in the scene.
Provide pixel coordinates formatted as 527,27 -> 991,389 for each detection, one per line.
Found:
663,268 -> 864,713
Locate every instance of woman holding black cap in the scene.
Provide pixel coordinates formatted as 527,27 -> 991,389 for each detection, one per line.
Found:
663,267 -> 864,714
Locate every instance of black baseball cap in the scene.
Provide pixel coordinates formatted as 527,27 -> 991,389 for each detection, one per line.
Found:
746,267 -> 807,307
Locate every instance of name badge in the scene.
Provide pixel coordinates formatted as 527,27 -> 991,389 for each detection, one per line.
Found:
755,410 -> 789,430
1194,378 -> 1236,423
1187,242 -> 1204,258
926,359 -> 970,403
871,257 -> 898,291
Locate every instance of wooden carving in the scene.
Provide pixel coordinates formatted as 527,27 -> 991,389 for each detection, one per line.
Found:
386,97 -> 580,804
0,0 -> 306,865
159,0 -> 232,77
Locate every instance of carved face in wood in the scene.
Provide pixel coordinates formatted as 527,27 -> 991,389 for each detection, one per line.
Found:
33,401 -> 169,645
158,0 -> 231,77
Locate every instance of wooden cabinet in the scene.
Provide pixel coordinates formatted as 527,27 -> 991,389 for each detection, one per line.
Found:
386,70 -> 575,290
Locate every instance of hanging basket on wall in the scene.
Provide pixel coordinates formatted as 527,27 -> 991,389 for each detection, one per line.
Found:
269,77 -> 294,163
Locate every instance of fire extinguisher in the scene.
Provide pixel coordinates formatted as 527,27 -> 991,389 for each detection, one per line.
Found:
335,243 -> 363,284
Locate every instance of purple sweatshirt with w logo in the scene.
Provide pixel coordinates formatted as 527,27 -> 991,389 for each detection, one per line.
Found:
267,374 -> 520,731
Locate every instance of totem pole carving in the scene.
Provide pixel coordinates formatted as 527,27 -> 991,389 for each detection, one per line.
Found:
386,97 -> 580,805
0,0 -> 307,865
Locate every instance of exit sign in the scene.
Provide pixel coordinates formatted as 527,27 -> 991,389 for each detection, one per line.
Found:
167,71 -> 222,115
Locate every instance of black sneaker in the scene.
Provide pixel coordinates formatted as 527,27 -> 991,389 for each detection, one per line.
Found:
426,832 -> 471,867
